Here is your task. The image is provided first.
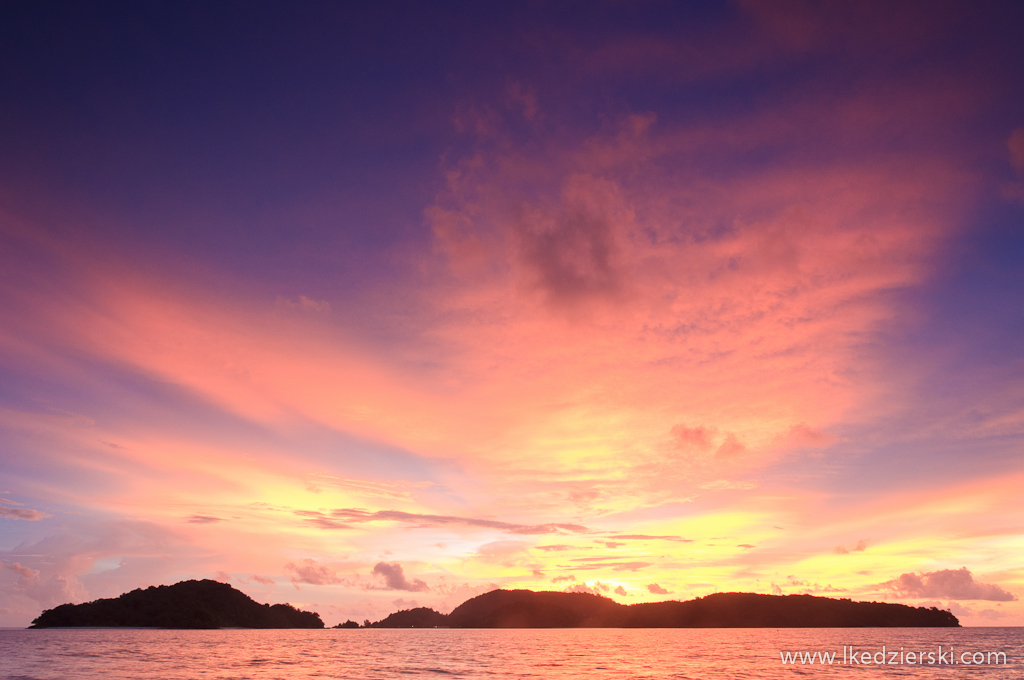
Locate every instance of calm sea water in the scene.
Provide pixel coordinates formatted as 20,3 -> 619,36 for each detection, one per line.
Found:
1,627 -> 1021,679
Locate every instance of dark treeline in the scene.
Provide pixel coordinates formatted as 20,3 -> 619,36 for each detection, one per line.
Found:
368,590 -> 960,628
29,579 -> 323,629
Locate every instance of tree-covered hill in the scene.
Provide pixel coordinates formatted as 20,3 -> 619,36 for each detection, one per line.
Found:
29,579 -> 324,629
369,606 -> 449,628
366,589 -> 959,628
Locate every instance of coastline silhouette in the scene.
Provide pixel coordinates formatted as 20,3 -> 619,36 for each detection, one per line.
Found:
368,589 -> 960,628
29,579 -> 324,629
30,581 -> 958,629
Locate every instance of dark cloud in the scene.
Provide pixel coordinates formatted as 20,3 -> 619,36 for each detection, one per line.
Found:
250,575 -> 275,585
516,204 -> 621,307
614,585 -> 627,596
285,558 -> 345,587
647,583 -> 671,595
185,515 -> 222,524
881,568 -> 1016,601
371,562 -> 429,592
328,508 -> 587,535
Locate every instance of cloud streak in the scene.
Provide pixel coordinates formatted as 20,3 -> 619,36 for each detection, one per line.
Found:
0,498 -> 50,521
323,508 -> 588,535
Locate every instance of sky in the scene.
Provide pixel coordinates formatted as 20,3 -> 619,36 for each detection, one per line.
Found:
1,0 -> 1023,628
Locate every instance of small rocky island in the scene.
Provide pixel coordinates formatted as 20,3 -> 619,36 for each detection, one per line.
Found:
368,589 -> 959,628
29,579 -> 324,629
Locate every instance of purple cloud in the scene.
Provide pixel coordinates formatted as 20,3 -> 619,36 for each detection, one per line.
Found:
0,505 -> 50,521
371,562 -> 429,592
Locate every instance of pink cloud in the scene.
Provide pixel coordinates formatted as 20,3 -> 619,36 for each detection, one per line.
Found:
285,559 -> 345,587
881,568 -> 1016,602
0,505 -> 50,520
3,562 -> 40,580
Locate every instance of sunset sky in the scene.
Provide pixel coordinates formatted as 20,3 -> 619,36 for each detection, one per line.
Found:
2,1 -> 1023,627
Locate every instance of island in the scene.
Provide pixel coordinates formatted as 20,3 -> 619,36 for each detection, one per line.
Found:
29,579 -> 324,629
368,589 -> 959,628
30,584 -> 960,629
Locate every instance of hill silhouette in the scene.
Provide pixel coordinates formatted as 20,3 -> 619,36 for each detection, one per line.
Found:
370,606 -> 450,628
29,579 -> 324,629
447,589 -> 623,628
368,589 -> 959,628
30,584 -> 960,629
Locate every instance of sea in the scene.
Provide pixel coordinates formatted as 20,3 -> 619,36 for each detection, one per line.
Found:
1,627 -> 1021,679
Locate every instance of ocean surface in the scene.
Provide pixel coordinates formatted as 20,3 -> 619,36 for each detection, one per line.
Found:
1,627 -> 1021,679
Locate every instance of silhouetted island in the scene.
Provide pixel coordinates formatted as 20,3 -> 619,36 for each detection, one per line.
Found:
29,579 -> 324,629
333,619 -> 361,629
368,589 -> 959,628
371,606 -> 450,628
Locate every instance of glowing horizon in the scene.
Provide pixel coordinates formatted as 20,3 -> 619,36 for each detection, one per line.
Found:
1,2 -> 1023,627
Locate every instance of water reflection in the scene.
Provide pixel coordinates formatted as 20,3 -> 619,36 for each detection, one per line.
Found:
1,627 -> 1021,679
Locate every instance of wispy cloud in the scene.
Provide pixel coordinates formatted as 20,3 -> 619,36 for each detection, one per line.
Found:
0,499 -> 50,521
608,534 -> 692,543
326,508 -> 588,535
566,558 -> 652,572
